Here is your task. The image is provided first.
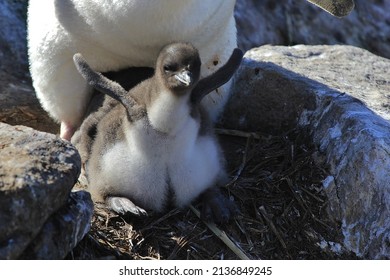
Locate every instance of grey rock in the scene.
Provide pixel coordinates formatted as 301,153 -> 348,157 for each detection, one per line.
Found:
0,122 -> 87,259
235,0 -> 390,59
221,45 -> 390,259
0,73 -> 59,134
0,0 -> 28,74
0,0 -> 58,134
20,191 -> 93,260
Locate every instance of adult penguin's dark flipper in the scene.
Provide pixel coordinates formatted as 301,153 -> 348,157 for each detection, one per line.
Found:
191,48 -> 243,105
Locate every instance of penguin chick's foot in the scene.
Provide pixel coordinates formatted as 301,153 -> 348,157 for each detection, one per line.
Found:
60,121 -> 76,141
200,187 -> 239,224
106,196 -> 148,216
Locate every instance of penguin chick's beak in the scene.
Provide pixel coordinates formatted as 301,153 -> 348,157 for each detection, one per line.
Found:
175,70 -> 193,86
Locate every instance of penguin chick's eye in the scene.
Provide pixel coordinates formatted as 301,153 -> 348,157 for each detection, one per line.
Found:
164,64 -> 177,73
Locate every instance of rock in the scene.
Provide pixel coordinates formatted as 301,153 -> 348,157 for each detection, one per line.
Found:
0,122 -> 91,259
235,0 -> 390,59
0,0 -> 28,75
221,44 -> 390,259
0,74 -> 59,134
0,0 -> 58,134
20,191 -> 93,260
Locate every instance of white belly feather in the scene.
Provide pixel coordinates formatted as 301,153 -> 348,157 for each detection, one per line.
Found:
98,117 -> 221,212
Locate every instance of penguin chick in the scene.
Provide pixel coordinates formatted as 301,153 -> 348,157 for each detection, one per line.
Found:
72,43 -> 243,223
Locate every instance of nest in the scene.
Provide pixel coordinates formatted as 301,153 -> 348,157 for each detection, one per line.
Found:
69,127 -> 358,260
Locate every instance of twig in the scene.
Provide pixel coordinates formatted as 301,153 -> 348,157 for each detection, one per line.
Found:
285,177 -> 311,216
312,216 -> 333,231
215,128 -> 261,140
285,179 -> 332,230
189,205 -> 251,260
141,208 -> 181,232
258,206 -> 287,250
300,186 -> 325,203
168,236 -> 191,260
226,135 -> 252,187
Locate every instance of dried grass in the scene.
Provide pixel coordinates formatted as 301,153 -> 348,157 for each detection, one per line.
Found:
68,127 -> 358,260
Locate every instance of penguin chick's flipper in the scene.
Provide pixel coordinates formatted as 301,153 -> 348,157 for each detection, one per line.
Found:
200,187 -> 239,224
191,48 -> 244,105
73,53 -> 138,111
106,196 -> 148,216
306,0 -> 354,17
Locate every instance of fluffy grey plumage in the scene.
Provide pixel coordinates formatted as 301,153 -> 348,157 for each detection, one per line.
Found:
72,43 -> 243,223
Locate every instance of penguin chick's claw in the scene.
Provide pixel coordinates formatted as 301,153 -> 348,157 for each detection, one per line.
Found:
200,188 -> 239,224
106,196 -> 148,216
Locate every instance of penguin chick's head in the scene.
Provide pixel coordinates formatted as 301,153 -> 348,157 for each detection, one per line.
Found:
156,42 -> 201,94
